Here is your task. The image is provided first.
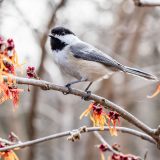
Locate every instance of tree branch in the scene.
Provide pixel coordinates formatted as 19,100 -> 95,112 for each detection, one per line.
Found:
6,76 -> 159,143
0,138 -> 14,145
133,0 -> 160,6
94,131 -> 123,155
0,126 -> 155,152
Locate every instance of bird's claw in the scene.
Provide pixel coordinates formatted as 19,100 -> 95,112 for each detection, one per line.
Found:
63,83 -> 72,95
41,84 -> 50,90
82,90 -> 91,101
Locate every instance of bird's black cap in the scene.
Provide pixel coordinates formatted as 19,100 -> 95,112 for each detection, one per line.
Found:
50,26 -> 75,36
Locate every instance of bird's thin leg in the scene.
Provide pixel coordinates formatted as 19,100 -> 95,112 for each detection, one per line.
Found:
85,82 -> 93,92
82,82 -> 93,100
63,78 -> 87,95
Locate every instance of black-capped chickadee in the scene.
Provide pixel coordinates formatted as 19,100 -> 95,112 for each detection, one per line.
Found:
49,26 -> 158,94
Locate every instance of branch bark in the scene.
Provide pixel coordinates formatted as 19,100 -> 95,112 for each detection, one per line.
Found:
3,76 -> 159,144
0,126 -> 155,152
0,138 -> 14,145
133,0 -> 160,6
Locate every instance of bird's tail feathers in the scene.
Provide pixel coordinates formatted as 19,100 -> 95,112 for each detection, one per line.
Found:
124,66 -> 158,81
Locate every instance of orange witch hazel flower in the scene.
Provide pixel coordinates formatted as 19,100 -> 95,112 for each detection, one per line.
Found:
9,86 -> 23,109
0,150 -> 19,160
0,36 -> 23,109
0,37 -> 21,75
80,102 -> 121,135
107,111 -> 120,136
0,143 -> 19,160
0,83 -> 23,109
147,84 -> 160,98
80,102 -> 108,130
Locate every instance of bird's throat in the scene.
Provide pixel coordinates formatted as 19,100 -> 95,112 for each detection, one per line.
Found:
50,37 -> 67,51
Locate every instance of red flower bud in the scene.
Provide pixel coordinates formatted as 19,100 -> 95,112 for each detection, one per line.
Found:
7,38 -> 15,50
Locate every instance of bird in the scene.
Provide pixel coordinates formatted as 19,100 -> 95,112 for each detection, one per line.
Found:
49,26 -> 158,96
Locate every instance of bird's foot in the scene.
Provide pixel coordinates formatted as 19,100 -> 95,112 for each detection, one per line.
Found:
82,90 -> 91,101
63,83 -> 72,95
41,84 -> 50,90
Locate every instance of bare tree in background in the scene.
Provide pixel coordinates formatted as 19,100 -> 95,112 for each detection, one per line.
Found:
0,0 -> 160,160
28,1 -> 66,160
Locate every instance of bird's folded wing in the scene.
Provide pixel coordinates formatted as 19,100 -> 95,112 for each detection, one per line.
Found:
70,42 -> 124,71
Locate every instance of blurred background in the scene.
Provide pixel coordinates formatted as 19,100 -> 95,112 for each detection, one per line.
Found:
0,0 -> 160,159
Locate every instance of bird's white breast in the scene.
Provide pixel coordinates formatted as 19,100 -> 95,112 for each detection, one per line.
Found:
54,48 -> 68,66
53,46 -> 82,80
53,46 -> 114,81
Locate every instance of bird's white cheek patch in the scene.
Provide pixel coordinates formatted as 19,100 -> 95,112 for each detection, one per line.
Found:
54,34 -> 79,45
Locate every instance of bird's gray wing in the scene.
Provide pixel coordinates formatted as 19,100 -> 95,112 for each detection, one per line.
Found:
70,42 -> 125,71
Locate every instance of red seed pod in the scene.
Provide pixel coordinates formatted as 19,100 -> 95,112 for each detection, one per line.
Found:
99,144 -> 108,152
26,66 -> 36,78
7,38 -> 15,50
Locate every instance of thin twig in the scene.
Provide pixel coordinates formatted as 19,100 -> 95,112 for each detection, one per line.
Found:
4,76 -> 158,142
94,131 -> 120,155
0,138 -> 14,145
133,0 -> 160,6
94,131 -> 142,160
0,126 -> 155,152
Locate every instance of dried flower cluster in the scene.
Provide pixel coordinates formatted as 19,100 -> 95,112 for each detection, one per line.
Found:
0,36 -> 23,109
99,144 -> 140,160
110,154 -> 140,160
80,102 -> 120,136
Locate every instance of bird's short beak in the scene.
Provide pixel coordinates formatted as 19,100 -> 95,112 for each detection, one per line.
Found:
48,34 -> 54,38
